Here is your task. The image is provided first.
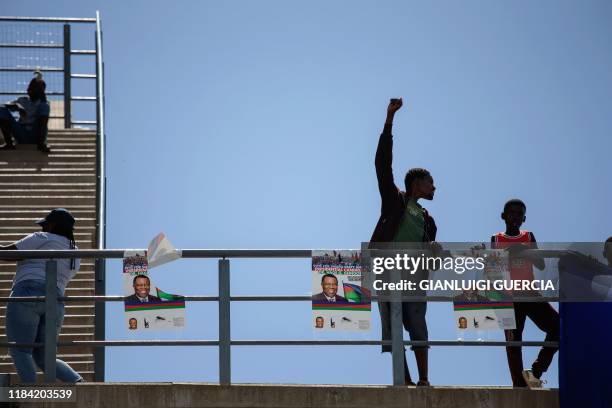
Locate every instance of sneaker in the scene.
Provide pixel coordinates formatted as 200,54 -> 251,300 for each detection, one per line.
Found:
37,144 -> 51,153
522,369 -> 545,389
0,144 -> 15,150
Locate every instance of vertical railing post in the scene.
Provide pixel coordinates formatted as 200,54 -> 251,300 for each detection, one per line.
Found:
218,259 -> 231,385
94,11 -> 107,382
44,260 -> 58,383
390,268 -> 405,385
62,24 -> 71,129
93,258 -> 106,381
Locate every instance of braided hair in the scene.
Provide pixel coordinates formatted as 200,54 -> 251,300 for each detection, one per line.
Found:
50,224 -> 76,269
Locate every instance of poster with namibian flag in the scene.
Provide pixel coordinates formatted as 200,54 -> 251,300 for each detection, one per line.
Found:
123,252 -> 186,331
453,249 -> 516,331
312,250 -> 371,331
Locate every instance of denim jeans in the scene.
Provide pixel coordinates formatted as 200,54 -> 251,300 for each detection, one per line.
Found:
0,106 -> 46,145
6,281 -> 82,383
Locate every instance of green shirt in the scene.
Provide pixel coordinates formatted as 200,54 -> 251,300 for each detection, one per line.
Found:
393,199 -> 425,242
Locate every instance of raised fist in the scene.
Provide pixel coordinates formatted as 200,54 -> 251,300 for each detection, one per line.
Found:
387,98 -> 403,115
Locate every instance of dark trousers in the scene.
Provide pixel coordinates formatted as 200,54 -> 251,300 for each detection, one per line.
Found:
505,302 -> 559,387
504,302 -> 559,387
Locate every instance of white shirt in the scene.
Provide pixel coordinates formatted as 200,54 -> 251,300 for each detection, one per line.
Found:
13,232 -> 80,294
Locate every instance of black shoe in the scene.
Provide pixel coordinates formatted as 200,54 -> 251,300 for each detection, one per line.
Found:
37,144 -> 51,153
0,144 -> 15,150
417,380 -> 431,387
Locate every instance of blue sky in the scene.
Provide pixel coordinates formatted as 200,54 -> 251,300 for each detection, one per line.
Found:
4,1 -> 612,386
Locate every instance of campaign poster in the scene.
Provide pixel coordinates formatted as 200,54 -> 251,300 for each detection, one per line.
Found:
312,250 -> 371,331
123,253 -> 186,331
453,249 -> 516,331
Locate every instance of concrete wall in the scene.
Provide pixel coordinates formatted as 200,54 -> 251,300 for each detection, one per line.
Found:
14,383 -> 558,408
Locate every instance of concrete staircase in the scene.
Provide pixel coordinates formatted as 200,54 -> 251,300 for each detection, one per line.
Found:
0,128 -> 99,382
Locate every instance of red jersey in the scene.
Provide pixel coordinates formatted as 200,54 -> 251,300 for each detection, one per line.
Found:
492,230 -> 534,281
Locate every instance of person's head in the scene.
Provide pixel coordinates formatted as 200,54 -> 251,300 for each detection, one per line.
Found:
35,208 -> 76,267
404,168 -> 435,200
36,208 -> 75,236
458,317 -> 467,329
604,237 -> 612,267
315,316 -> 324,328
321,274 -> 339,298
128,318 -> 137,330
27,71 -> 46,102
501,199 -> 526,230
133,275 -> 151,298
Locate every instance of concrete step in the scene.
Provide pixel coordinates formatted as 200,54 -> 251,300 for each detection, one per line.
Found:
0,204 -> 95,210
47,135 -> 95,140
0,259 -> 95,270
0,262 -> 95,269
0,167 -> 96,173
0,190 -> 96,197
0,182 -> 95,189
0,216 -> 96,226
0,303 -> 95,314
49,142 -> 96,148
0,361 -> 95,374
0,206 -> 96,213
0,277 -> 96,285
48,130 -> 96,136
0,332 -> 94,341
0,174 -> 95,182
0,353 -> 94,362
0,323 -> 95,336
0,152 -> 96,164
0,191 -> 96,199
0,287 -> 95,296
0,280 -> 95,290
0,315 -> 95,328
0,197 -> 96,206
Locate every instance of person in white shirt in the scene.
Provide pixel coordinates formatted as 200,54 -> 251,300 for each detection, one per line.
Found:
0,208 -> 82,383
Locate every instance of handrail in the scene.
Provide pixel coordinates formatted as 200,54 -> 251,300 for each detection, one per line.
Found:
95,10 -> 105,252
0,340 -> 559,348
0,248 -> 566,260
0,16 -> 96,23
0,248 -> 571,384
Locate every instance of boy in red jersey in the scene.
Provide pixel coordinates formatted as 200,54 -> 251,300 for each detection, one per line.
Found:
491,199 -> 559,388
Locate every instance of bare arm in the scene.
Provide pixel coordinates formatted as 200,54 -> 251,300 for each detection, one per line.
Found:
529,232 -> 546,271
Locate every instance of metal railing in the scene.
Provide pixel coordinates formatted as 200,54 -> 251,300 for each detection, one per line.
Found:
0,249 -> 560,385
0,15 -> 100,129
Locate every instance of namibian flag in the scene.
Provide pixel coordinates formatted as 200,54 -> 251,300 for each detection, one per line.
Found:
156,287 -> 185,301
124,300 -> 185,312
312,303 -> 371,311
342,283 -> 371,303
